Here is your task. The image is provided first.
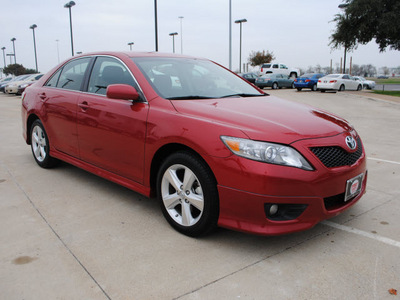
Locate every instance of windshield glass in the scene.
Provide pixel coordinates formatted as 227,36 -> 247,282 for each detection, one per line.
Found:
132,57 -> 263,99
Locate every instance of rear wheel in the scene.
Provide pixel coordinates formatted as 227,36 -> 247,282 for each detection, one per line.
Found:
291,82 -> 295,89
357,84 -> 362,91
30,120 -> 59,168
311,84 -> 317,91
296,88 -> 302,91
272,82 -> 278,89
157,151 -> 219,237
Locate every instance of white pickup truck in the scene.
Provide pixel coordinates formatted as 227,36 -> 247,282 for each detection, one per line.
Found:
260,63 -> 300,78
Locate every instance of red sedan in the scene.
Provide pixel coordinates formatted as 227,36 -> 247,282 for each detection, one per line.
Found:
21,52 -> 367,237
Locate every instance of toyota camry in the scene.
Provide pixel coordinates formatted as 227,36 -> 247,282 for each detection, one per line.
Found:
21,52 -> 367,237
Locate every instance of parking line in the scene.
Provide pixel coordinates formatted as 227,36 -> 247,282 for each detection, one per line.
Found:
367,157 -> 400,165
322,220 -> 400,249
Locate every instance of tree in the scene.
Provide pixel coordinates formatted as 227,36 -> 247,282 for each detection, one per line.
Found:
330,0 -> 400,52
2,64 -> 37,76
248,50 -> 275,66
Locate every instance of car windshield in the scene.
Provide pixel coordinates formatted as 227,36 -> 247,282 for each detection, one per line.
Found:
132,57 -> 264,99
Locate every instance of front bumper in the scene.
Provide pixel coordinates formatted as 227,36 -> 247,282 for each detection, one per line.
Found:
208,133 -> 367,235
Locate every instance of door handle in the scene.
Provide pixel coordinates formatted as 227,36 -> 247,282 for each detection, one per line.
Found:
39,93 -> 46,101
78,101 -> 89,111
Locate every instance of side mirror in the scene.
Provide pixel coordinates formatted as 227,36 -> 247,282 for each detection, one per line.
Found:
106,84 -> 140,101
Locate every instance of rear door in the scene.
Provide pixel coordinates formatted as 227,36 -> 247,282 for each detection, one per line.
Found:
40,57 -> 92,158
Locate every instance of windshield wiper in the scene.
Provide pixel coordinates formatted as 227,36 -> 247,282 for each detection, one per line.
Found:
219,93 -> 267,98
166,95 -> 216,100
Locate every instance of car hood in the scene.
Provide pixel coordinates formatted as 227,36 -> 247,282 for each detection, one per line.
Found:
171,95 -> 352,144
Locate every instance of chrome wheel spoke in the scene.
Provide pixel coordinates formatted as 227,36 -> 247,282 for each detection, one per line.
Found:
181,202 -> 193,226
186,193 -> 204,211
164,168 -> 182,192
163,193 -> 181,210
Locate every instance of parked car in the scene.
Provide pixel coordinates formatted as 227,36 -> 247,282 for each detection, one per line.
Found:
22,52 -> 367,237
1,75 -> 31,93
5,73 -> 43,94
317,74 -> 363,92
353,76 -> 376,90
377,75 -> 389,79
238,72 -> 258,84
255,73 -> 294,89
294,73 -> 325,91
16,73 -> 44,95
0,77 -> 14,85
260,62 -> 300,78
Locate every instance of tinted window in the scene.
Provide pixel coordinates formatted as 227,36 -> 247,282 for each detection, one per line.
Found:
343,75 -> 350,79
88,56 -> 137,95
262,64 -> 271,68
45,69 -> 62,87
56,58 -> 91,91
273,64 -> 279,69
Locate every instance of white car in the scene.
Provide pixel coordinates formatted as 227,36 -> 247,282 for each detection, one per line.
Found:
317,74 -> 362,92
353,76 -> 376,89
260,62 -> 300,78
5,73 -> 42,94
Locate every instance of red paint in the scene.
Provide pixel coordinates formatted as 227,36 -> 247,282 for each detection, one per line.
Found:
21,52 -> 367,236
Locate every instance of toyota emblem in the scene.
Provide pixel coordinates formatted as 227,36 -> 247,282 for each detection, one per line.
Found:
345,136 -> 357,150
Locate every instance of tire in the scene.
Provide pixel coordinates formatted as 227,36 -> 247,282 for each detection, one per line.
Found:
311,84 -> 317,91
30,120 -> 59,168
296,88 -> 302,91
320,90 -> 326,93
272,82 -> 278,89
357,84 -> 362,91
291,82 -> 295,89
338,84 -> 345,91
157,151 -> 219,237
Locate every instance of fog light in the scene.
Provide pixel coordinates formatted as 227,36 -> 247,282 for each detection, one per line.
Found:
269,204 -> 279,215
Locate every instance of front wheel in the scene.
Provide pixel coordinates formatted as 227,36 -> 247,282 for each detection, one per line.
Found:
157,151 -> 219,237
30,120 -> 59,168
357,84 -> 362,91
311,84 -> 317,91
339,84 -> 345,91
272,82 -> 278,89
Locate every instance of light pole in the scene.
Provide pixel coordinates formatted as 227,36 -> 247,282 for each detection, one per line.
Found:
338,3 -> 349,74
56,40 -> 60,63
30,24 -> 38,72
64,1 -> 76,56
11,38 -> 16,64
169,32 -> 178,53
235,19 -> 247,73
229,0 -> 232,70
178,16 -> 184,54
1,47 -> 5,69
128,42 -> 134,51
154,0 -> 158,51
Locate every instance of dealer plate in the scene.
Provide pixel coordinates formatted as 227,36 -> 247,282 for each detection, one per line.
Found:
345,173 -> 364,202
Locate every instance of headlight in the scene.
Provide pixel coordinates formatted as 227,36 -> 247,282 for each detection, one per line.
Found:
19,83 -> 30,89
221,136 -> 313,170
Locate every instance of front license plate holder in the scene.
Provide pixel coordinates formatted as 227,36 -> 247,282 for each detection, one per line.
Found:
345,173 -> 364,202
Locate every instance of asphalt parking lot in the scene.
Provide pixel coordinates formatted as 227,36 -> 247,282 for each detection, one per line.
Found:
1,90 -> 399,299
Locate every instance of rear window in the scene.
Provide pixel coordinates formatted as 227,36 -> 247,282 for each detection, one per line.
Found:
262,64 -> 271,68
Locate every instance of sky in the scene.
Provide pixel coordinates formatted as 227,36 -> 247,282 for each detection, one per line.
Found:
1,0 -> 400,75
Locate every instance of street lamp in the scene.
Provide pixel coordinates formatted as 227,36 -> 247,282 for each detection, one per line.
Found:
338,3 -> 349,74
128,42 -> 134,51
64,1 -> 76,56
30,24 -> 38,72
11,38 -> 16,64
178,16 -> 184,54
235,19 -> 247,73
169,32 -> 178,53
154,0 -> 158,51
1,47 -> 5,69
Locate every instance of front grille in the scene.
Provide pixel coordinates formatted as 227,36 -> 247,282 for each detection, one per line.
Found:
324,192 -> 357,210
310,137 -> 363,168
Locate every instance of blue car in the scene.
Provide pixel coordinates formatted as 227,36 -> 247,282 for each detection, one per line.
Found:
294,73 -> 325,91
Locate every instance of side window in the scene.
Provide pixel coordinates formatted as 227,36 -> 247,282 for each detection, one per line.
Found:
280,64 -> 288,69
273,64 -> 279,69
87,56 -> 137,95
343,75 -> 350,79
57,58 -> 91,91
45,69 -> 62,87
